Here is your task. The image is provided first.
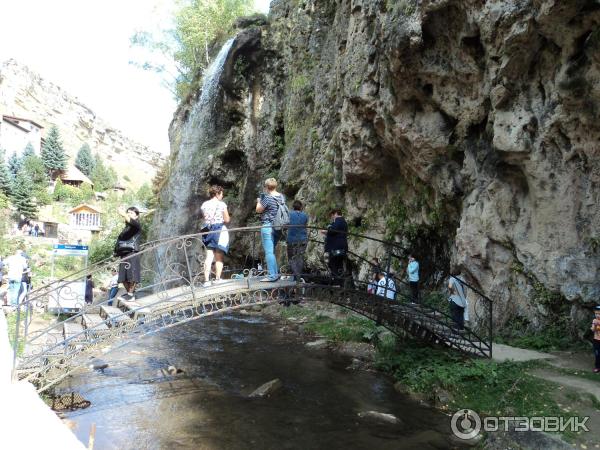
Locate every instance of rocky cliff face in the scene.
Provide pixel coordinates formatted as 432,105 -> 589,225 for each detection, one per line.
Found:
0,59 -> 163,188
156,0 -> 600,330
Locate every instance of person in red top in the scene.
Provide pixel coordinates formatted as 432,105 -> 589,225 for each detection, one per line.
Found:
591,306 -> 600,373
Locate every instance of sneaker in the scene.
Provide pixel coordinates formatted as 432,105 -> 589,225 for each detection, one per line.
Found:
594,368 -> 600,373
121,293 -> 134,301
213,279 -> 227,284
202,281 -> 212,288
260,276 -> 279,282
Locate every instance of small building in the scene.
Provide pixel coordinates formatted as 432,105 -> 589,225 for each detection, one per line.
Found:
59,165 -> 93,188
37,205 -> 65,239
68,204 -> 102,231
0,115 -> 44,157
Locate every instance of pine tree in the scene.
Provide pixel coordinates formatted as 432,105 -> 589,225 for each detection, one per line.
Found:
41,125 -> 68,176
90,154 -> 117,191
8,152 -> 21,178
75,143 -> 95,176
0,150 -> 12,196
11,169 -> 37,218
22,142 -> 35,159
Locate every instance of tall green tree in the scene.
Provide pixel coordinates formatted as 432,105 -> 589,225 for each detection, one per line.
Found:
130,0 -> 256,99
11,169 -> 37,218
0,150 -> 12,196
41,125 -> 68,176
75,143 -> 95,176
22,142 -> 35,159
22,153 -> 51,205
90,154 -> 117,191
8,152 -> 21,179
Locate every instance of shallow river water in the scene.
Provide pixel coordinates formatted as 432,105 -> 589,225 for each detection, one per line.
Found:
60,313 -> 461,449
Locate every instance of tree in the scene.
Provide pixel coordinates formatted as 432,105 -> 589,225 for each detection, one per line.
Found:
41,125 -> 68,176
8,152 -> 21,179
22,153 -> 51,205
0,150 -> 12,196
75,143 -> 95,176
22,142 -> 35,159
11,169 -> 37,218
90,154 -> 117,191
130,0 -> 256,100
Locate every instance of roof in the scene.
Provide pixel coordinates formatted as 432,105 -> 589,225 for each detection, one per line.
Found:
59,165 -> 93,185
2,115 -> 44,129
2,116 -> 30,133
68,204 -> 102,214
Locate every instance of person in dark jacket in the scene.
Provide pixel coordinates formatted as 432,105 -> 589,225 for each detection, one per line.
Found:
115,206 -> 142,300
85,274 -> 94,305
323,208 -> 348,284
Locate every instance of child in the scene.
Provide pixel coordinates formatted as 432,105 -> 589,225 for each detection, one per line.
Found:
591,306 -> 600,373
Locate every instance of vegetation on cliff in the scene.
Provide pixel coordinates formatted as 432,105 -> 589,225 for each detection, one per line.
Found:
131,0 -> 257,100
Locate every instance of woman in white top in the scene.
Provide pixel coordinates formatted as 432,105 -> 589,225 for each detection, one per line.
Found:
200,185 -> 230,286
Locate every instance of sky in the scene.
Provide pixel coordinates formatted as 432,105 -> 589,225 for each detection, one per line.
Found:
0,0 -> 271,155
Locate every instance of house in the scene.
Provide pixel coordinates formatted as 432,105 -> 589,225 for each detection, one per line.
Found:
37,205 -> 66,239
0,115 -> 44,157
68,204 -> 102,231
59,165 -> 93,188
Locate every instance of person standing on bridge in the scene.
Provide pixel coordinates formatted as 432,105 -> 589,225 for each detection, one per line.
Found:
201,185 -> 230,287
324,208 -> 348,285
407,254 -> 420,303
256,178 -> 285,282
448,274 -> 468,331
115,206 -> 142,301
286,200 -> 308,281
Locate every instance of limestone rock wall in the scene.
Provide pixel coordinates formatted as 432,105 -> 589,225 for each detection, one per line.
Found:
158,0 -> 600,329
0,60 -> 163,188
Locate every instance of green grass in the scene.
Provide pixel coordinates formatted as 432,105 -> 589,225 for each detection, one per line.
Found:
278,304 -> 583,439
496,320 -> 588,352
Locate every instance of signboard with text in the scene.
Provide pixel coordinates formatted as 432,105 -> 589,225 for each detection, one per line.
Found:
53,244 -> 89,257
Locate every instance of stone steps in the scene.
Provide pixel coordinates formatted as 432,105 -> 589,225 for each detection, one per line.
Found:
99,305 -> 133,327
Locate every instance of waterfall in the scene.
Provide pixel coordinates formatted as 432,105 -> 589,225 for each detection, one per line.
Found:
155,38 -> 235,239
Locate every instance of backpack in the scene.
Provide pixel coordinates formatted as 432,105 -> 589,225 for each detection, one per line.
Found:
272,195 -> 290,230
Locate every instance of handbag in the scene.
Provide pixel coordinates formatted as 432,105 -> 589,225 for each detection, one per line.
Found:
115,234 -> 139,256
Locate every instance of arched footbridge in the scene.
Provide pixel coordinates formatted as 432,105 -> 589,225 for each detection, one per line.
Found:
10,226 -> 493,393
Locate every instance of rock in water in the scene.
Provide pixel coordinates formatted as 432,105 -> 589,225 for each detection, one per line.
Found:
305,339 -> 328,349
357,411 -> 402,425
249,378 -> 283,398
88,359 -> 108,371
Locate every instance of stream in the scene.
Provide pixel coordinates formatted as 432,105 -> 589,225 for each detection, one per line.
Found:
59,312 -> 461,449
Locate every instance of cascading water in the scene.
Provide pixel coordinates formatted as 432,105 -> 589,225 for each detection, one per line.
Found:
154,38 -> 235,239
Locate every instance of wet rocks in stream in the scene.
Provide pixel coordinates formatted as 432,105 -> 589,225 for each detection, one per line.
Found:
248,378 -> 283,398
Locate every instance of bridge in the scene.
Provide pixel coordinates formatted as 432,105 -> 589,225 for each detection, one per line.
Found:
8,226 -> 493,393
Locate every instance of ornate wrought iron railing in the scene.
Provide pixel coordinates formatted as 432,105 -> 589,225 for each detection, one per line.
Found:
8,225 -> 493,392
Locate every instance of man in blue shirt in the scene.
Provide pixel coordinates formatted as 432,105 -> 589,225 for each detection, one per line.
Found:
286,200 -> 308,281
407,254 -> 419,303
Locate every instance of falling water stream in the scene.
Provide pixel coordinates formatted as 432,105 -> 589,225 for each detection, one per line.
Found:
58,313 -> 464,449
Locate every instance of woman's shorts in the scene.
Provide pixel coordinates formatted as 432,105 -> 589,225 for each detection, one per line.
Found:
202,223 -> 229,253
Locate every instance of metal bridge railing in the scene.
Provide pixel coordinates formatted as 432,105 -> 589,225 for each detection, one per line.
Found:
8,225 -> 493,388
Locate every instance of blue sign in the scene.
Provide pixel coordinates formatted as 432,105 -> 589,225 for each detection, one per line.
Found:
53,244 -> 89,256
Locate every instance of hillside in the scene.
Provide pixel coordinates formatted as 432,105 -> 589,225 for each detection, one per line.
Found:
0,59 -> 164,188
